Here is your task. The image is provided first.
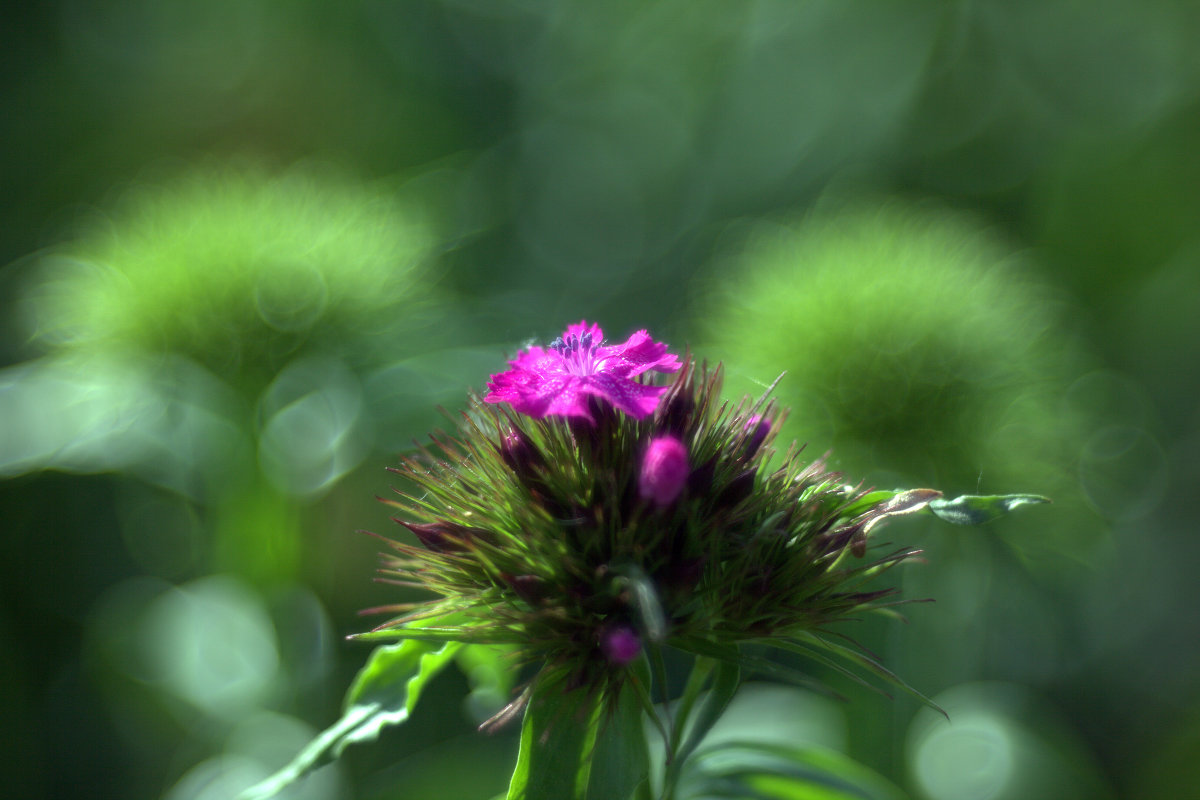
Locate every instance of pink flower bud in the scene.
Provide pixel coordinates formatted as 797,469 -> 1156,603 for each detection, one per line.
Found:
639,435 -> 689,507
600,625 -> 642,665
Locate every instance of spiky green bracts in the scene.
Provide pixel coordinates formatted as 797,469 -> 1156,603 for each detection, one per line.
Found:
247,324 -> 1045,800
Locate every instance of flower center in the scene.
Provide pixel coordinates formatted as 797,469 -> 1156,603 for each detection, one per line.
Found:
550,331 -> 604,376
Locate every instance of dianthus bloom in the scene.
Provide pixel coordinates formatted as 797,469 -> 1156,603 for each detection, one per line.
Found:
484,321 -> 681,421
251,320 -> 1049,800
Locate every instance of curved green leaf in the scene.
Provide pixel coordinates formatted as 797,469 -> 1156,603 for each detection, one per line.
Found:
240,638 -> 461,800
682,740 -> 908,800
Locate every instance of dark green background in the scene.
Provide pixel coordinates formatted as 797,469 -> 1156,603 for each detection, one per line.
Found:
3,2 -> 1199,798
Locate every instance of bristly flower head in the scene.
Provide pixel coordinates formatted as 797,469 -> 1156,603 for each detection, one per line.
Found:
253,322 -> 1049,800
484,320 -> 682,422
367,323 -> 975,713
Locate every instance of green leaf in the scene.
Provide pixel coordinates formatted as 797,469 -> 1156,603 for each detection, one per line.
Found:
584,677 -> 652,800
458,642 -> 520,721
673,636 -> 835,697
240,638 -> 461,800
781,632 -> 941,716
926,493 -> 1051,526
833,489 -> 898,519
683,740 -> 909,800
506,674 -> 601,800
675,659 -> 741,767
349,625 -> 515,644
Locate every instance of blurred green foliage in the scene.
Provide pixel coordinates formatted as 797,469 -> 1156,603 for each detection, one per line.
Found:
2,0 -> 1198,799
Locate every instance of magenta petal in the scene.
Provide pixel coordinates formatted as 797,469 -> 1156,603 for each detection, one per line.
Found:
507,346 -> 563,375
600,330 -> 683,377
485,366 -> 540,403
582,372 -> 666,419
484,321 -> 679,421
535,378 -> 594,420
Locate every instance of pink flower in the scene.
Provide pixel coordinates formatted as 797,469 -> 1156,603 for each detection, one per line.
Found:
639,435 -> 689,507
485,321 -> 681,422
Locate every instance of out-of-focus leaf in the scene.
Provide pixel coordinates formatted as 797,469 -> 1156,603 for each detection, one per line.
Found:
457,642 -> 520,722
675,659 -> 741,768
926,494 -> 1051,526
661,656 -> 742,800
240,638 -> 461,800
682,740 -> 908,800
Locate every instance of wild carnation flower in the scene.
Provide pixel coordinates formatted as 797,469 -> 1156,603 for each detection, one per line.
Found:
251,322 -> 1047,800
484,320 -> 682,421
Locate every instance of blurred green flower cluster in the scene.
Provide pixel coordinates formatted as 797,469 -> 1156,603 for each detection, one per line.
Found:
23,163 -> 438,386
697,199 -> 1097,561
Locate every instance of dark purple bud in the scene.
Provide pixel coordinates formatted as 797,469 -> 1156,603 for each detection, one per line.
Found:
743,415 -> 771,459
499,427 -> 545,480
600,625 -> 642,665
817,522 -> 866,557
639,435 -> 689,507
687,458 -> 716,495
500,573 -> 548,604
715,468 -> 756,509
399,520 -> 473,553
656,389 -> 695,435
663,556 -> 705,597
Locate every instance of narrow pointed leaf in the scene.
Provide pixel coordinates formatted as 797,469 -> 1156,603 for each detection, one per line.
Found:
787,632 -> 942,715
673,637 -> 835,698
349,625 -> 516,644
927,493 -> 1050,526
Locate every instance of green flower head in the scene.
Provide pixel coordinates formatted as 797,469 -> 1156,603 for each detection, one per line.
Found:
696,198 -> 1098,561
22,163 -> 437,384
